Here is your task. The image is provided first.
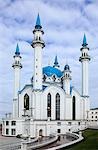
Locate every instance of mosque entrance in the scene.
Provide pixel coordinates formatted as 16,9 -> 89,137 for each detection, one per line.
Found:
39,129 -> 43,136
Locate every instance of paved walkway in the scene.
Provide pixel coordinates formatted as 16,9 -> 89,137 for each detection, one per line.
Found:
0,135 -> 21,146
0,135 -> 21,150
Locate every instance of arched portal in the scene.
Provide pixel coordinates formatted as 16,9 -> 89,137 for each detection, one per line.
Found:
39,129 -> 43,136
56,93 -> 60,120
72,96 -> 76,120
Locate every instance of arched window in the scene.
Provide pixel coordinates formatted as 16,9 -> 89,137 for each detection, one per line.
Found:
36,36 -> 38,40
56,93 -> 60,120
39,36 -> 41,41
47,93 -> 51,118
72,96 -> 76,120
24,94 -> 29,110
39,129 -> 43,136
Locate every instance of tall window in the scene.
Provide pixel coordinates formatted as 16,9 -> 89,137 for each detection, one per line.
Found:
56,93 -> 60,120
6,129 -> 9,135
6,121 -> 9,126
24,94 -> 29,110
11,129 -> 16,135
11,121 -> 16,126
72,96 -> 76,120
47,93 -> 51,117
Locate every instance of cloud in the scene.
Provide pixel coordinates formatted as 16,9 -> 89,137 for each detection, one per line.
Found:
0,0 -> 98,117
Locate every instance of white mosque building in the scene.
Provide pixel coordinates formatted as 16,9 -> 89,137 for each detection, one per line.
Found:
2,14 -> 91,137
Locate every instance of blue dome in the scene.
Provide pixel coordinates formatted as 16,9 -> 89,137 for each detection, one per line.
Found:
43,66 -> 63,78
64,64 -> 70,70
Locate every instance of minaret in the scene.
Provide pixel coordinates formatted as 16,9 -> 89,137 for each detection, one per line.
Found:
53,55 -> 60,68
63,64 -> 71,95
79,34 -> 91,97
31,14 -> 45,90
12,44 -> 22,118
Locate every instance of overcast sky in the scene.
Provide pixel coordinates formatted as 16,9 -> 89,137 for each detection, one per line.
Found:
0,0 -> 98,118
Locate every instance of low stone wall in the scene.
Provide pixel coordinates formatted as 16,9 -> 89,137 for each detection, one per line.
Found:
21,136 -> 58,150
21,132 -> 83,150
88,126 -> 98,130
48,132 -> 84,150
21,138 -> 38,150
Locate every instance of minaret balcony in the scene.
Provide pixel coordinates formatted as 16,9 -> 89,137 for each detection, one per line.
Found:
12,63 -> 22,68
33,28 -> 44,34
63,76 -> 72,80
31,39 -> 45,48
79,55 -> 91,62
80,45 -> 89,51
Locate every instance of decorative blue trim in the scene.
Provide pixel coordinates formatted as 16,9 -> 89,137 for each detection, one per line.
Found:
81,95 -> 89,98
18,84 -> 33,94
70,86 -> 73,95
43,66 -> 63,78
42,85 -> 47,90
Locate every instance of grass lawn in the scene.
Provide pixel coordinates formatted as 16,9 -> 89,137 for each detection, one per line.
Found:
65,129 -> 98,150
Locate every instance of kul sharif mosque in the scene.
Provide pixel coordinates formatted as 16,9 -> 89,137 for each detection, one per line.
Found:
2,14 -> 91,137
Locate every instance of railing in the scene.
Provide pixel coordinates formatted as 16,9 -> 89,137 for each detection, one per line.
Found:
48,132 -> 83,150
21,136 -> 58,150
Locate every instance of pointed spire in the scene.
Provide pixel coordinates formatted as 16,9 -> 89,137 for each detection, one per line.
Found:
15,43 -> 20,55
82,34 -> 88,47
53,55 -> 60,68
35,13 -> 42,29
54,55 -> 58,65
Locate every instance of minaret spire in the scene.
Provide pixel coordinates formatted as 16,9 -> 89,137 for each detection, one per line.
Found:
82,34 -> 88,47
79,34 -> 91,120
35,13 -> 42,29
12,44 -> 22,118
79,34 -> 91,97
53,55 -> 60,68
31,14 -> 45,90
15,43 -> 20,55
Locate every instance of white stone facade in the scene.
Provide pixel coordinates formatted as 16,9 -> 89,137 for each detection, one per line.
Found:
88,108 -> 98,126
2,15 -> 91,137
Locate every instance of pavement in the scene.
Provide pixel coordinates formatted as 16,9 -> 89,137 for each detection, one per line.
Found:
0,135 -> 21,150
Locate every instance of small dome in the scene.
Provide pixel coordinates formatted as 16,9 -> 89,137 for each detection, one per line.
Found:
43,66 -> 63,78
64,64 -> 70,71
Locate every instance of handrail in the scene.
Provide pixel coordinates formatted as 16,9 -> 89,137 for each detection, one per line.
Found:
48,132 -> 83,150
21,136 -> 58,150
